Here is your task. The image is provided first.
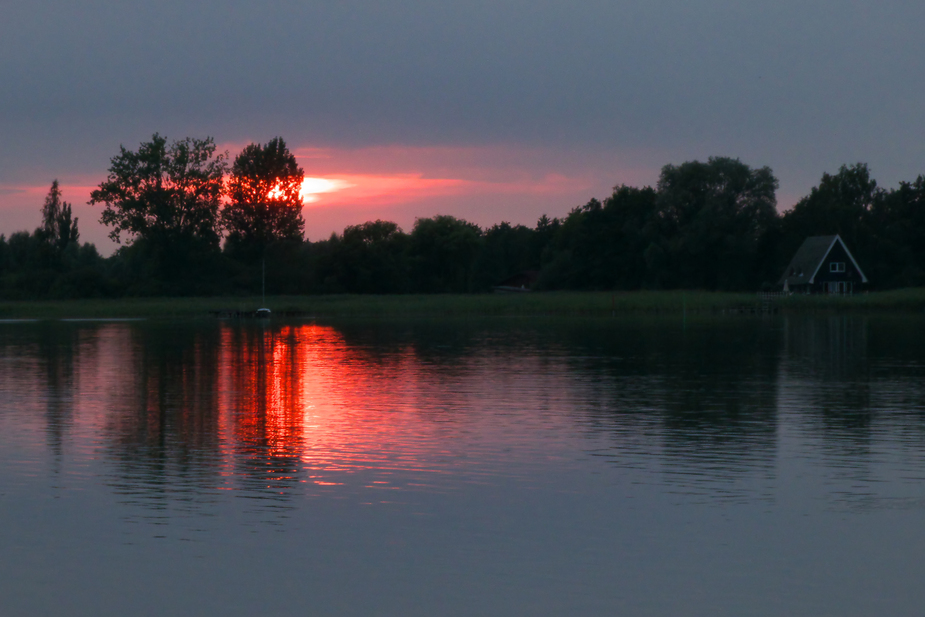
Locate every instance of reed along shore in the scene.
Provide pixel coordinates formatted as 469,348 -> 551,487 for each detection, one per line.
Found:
1,288 -> 925,320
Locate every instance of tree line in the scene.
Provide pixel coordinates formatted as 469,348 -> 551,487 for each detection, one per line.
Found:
2,134 -> 924,298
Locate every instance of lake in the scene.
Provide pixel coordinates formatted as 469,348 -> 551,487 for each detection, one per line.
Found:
1,315 -> 925,616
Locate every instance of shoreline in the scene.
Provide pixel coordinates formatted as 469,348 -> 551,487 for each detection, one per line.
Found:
0,289 -> 924,320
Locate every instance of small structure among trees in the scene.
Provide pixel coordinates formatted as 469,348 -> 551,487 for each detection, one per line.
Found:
779,234 -> 868,294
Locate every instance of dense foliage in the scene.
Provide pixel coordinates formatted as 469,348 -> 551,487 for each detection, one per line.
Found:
223,137 -> 305,259
3,142 -> 925,299
0,181 -> 105,299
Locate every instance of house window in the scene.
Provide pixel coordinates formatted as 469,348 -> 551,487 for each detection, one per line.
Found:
829,262 -> 845,273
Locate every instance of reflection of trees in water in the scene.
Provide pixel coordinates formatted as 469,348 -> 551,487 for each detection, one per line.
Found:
26,315 -> 925,515
781,316 -> 873,439
780,315 -> 925,509
0,323 -> 81,459
554,320 -> 781,500
332,318 -> 784,500
102,323 -> 228,518
331,318 -> 785,500
570,315 -> 925,506
784,316 -> 869,376
38,324 -> 80,459
861,318 -> 925,459
780,316 -> 879,463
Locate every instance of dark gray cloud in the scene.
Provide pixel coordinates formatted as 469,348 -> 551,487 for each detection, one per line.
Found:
2,1 -> 925,195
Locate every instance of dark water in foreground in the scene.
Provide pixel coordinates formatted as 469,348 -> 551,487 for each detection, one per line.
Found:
1,315 -> 925,616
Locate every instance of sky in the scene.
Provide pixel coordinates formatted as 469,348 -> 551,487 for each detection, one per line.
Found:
2,0 -> 925,253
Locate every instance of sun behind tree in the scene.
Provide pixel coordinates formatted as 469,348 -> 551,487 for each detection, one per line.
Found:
223,137 -> 305,258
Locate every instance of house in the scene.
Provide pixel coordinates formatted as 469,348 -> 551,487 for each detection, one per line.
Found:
779,234 -> 868,294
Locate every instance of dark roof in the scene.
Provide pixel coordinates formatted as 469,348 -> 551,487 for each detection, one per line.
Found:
778,234 -> 868,286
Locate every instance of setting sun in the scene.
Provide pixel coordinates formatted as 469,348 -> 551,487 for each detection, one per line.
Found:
299,177 -> 352,203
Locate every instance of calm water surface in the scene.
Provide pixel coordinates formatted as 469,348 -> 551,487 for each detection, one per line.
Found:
2,315 -> 925,616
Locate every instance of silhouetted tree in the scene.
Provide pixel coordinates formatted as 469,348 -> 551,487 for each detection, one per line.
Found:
781,164 -> 880,249
223,137 -> 305,258
39,180 -> 79,257
657,157 -> 778,290
309,221 -> 411,293
89,134 -> 228,293
410,215 -> 483,292
871,176 -> 925,286
0,193 -> 107,298
538,186 -> 660,289
472,221 -> 537,290
90,134 -> 227,247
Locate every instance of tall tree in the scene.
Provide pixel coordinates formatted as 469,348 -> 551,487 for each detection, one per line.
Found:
89,134 -> 228,294
780,163 -> 880,258
40,180 -> 79,254
89,134 -> 227,247
222,137 -> 305,256
657,157 -> 779,289
872,176 -> 925,286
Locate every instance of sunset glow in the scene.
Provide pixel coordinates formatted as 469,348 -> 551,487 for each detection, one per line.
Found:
291,173 -> 469,207
0,143 -> 631,255
299,177 -> 353,203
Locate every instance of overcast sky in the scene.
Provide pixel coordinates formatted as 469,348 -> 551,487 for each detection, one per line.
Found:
2,0 -> 924,252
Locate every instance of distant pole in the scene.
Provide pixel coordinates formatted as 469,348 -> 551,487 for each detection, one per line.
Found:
262,256 -> 266,306
682,294 -> 687,330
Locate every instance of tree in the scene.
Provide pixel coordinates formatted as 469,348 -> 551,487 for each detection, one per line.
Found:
656,157 -> 779,289
780,163 -> 880,258
537,187 -> 661,290
222,137 -> 305,256
89,134 -> 227,248
89,134 -> 228,294
332,220 -> 410,293
472,221 -> 537,290
40,180 -> 79,255
872,176 -> 925,286
409,215 -> 483,292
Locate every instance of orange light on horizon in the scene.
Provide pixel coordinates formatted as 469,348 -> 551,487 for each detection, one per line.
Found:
299,174 -> 467,207
299,177 -> 353,203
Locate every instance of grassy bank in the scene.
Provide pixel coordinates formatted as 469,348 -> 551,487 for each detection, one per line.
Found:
1,289 -> 923,320
0,291 -> 754,319
775,287 -> 925,312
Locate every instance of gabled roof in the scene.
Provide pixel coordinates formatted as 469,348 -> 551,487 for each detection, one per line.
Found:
779,234 -> 868,286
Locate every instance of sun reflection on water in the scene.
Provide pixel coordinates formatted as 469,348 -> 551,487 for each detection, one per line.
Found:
205,322 -> 556,500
